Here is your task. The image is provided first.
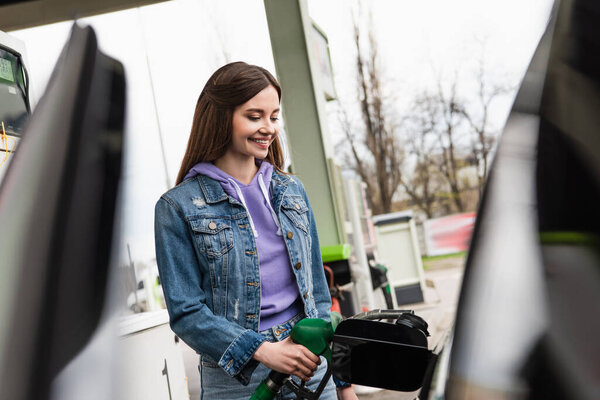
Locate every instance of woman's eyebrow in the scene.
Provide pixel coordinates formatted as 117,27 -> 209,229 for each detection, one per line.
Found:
245,107 -> 280,114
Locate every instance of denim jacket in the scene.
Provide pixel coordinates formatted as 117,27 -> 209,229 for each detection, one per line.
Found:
154,170 -> 332,385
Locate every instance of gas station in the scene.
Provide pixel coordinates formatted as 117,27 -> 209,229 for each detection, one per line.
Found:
2,0 -> 599,399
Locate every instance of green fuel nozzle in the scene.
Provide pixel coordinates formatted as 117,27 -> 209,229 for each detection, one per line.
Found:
250,312 -> 342,400
289,314 -> 340,364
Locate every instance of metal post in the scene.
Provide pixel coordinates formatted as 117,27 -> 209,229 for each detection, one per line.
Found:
263,0 -> 345,247
344,178 -> 376,311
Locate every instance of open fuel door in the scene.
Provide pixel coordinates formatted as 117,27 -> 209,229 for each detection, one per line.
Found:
331,310 -> 434,393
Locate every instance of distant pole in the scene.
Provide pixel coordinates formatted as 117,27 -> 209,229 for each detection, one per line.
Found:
137,7 -> 172,190
344,178 -> 376,310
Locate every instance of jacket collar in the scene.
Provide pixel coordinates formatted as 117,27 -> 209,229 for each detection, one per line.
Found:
197,175 -> 228,204
197,170 -> 291,204
271,169 -> 291,186
271,170 -> 291,211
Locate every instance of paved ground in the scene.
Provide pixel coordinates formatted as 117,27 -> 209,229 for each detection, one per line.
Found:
180,257 -> 465,399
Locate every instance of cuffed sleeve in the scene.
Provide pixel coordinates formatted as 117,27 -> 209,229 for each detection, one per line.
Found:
218,329 -> 266,382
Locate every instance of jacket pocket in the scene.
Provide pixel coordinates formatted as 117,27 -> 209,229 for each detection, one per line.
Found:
189,218 -> 234,258
281,195 -> 309,233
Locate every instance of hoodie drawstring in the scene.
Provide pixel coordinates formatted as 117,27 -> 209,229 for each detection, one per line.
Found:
258,173 -> 283,236
228,178 -> 259,237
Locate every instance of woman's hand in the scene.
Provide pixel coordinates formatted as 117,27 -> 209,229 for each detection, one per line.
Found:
253,338 -> 321,381
337,385 -> 359,400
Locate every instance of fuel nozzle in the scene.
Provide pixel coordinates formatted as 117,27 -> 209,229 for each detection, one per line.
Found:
250,313 -> 342,400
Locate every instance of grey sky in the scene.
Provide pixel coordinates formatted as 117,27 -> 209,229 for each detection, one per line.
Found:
9,0 -> 553,265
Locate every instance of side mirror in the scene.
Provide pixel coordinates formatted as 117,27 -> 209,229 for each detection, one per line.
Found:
331,317 -> 434,392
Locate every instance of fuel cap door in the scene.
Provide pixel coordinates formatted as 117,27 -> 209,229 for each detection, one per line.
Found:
332,318 -> 433,392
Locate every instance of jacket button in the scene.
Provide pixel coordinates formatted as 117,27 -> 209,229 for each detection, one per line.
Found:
294,203 -> 300,210
295,262 -> 301,270
287,231 -> 293,239
303,291 -> 309,299
208,221 -> 217,230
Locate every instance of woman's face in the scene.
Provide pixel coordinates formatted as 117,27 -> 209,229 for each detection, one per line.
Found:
227,85 -> 280,162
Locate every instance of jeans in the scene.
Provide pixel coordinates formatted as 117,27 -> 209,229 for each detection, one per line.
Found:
200,314 -> 337,400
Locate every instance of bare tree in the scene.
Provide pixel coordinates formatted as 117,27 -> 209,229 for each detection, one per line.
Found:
404,65 -> 510,215
399,95 -> 443,218
340,15 -> 403,215
431,78 -> 468,212
460,59 -> 512,196
336,16 -> 514,217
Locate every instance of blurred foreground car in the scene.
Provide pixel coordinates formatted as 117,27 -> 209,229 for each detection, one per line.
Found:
0,24 -> 125,400
424,0 -> 600,398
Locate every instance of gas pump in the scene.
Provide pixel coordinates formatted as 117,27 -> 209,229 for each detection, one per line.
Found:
0,30 -> 31,183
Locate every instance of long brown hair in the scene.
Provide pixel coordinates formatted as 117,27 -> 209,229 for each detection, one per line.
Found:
176,62 -> 285,185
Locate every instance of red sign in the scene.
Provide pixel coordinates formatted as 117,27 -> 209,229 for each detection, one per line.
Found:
423,212 -> 476,256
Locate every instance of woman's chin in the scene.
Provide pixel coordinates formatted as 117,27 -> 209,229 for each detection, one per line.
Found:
252,150 -> 269,159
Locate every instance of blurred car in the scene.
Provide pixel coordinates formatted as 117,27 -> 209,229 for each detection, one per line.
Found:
422,0 -> 600,398
0,24 -> 125,400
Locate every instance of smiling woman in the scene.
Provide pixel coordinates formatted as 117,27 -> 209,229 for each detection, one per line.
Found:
154,61 -> 352,399
217,85 -> 281,184
174,62 -> 285,186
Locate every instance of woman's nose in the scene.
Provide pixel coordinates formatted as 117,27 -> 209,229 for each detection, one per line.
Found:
260,120 -> 277,135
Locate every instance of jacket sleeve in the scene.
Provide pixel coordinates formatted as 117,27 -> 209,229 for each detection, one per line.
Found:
154,196 -> 265,385
297,179 -> 333,321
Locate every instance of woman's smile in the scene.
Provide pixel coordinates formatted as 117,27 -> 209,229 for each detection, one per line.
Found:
249,137 -> 271,149
225,85 -> 280,161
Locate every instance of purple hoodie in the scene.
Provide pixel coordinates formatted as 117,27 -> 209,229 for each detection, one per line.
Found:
184,161 -> 303,330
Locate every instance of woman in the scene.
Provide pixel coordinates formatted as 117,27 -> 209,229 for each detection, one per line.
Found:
155,62 -> 356,399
